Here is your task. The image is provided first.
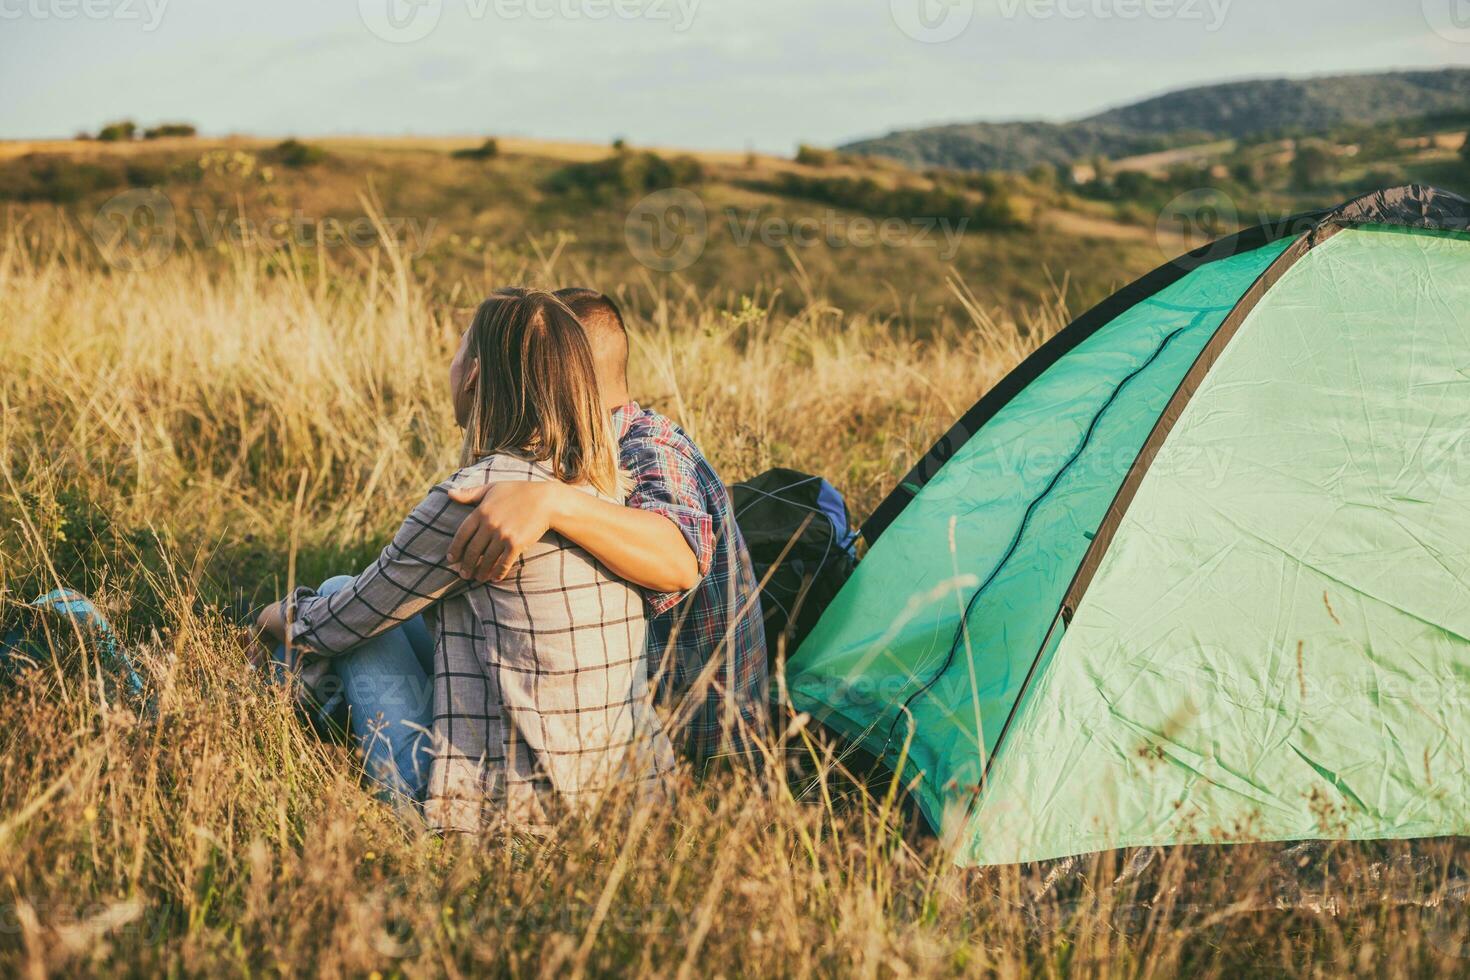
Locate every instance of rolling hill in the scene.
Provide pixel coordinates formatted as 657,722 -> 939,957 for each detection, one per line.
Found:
843,68 -> 1470,172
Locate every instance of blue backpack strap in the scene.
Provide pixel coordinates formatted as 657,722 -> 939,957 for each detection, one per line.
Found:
23,589 -> 147,698
815,479 -> 859,559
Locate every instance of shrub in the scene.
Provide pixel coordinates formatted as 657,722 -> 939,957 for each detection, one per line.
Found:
1228,159 -> 1264,189
1290,140 -> 1338,190
1027,164 -> 1057,189
0,154 -> 129,203
541,151 -> 704,205
0,153 -> 185,202
1357,166 -> 1404,193
143,122 -> 197,140
96,120 -> 137,142
751,171 -> 1025,232
1111,170 -> 1156,200
273,138 -> 326,168
452,138 -> 499,161
123,158 -> 173,188
795,144 -> 835,167
977,184 -> 1025,230
1460,132 -> 1470,170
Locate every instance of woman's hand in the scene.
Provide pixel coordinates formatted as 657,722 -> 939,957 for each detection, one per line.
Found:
257,600 -> 287,638
232,601 -> 286,671
236,624 -> 274,670
237,600 -> 291,671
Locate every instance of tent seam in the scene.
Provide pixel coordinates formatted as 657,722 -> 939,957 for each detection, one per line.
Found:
882,320 -> 1199,754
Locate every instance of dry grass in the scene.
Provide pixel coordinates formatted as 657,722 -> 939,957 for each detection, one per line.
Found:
1,215 -> 1468,978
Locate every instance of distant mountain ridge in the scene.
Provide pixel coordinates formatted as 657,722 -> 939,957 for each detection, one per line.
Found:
842,68 -> 1470,172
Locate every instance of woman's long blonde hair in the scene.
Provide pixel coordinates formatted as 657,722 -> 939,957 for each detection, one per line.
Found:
459,289 -> 622,497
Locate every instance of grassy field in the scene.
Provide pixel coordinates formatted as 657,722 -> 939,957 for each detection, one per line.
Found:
2,140 -> 1469,976
0,135 -> 1192,321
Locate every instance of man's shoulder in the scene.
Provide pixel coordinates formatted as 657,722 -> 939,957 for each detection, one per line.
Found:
619,406 -> 706,464
617,405 -> 734,525
620,405 -> 686,441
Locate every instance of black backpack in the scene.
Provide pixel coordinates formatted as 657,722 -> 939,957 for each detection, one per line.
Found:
729,469 -> 858,658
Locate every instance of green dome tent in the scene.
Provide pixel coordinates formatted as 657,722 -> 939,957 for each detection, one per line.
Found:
786,185 -> 1470,867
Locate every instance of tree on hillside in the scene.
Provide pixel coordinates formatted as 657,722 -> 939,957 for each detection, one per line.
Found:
96,120 -> 137,142
1229,158 -> 1263,190
1291,141 -> 1338,190
541,151 -> 704,206
1461,132 -> 1470,171
795,144 -> 834,167
143,123 -> 197,139
273,139 -> 326,168
452,138 -> 499,161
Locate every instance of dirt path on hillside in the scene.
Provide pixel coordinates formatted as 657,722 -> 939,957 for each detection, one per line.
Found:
1044,208 -> 1187,251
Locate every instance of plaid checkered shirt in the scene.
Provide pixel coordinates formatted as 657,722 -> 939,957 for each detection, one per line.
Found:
614,402 -> 769,760
282,455 -> 675,833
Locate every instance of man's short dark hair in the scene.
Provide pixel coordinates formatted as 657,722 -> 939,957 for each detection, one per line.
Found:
555,287 -> 629,380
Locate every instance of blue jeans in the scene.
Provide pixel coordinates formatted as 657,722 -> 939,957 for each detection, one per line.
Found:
275,575 -> 435,804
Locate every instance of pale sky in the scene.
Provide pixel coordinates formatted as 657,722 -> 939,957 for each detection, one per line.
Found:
1,0 -> 1466,152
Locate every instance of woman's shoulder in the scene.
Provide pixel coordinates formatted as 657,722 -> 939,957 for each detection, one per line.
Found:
438,453 -> 556,495
436,454 -> 621,505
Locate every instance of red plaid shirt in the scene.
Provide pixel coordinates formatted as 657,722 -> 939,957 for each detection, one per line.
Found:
615,402 -> 768,760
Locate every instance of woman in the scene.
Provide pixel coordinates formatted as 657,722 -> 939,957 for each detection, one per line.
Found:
256,290 -> 673,832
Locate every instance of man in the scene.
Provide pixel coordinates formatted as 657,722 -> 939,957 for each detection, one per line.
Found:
446,288 -> 768,761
